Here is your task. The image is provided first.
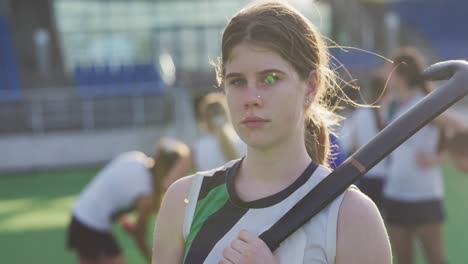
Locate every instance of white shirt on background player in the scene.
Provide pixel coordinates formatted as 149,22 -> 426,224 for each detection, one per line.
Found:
72,151 -> 152,231
340,106 -> 389,179
384,92 -> 443,201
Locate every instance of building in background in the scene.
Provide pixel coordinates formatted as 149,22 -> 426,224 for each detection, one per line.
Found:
1,0 -> 467,172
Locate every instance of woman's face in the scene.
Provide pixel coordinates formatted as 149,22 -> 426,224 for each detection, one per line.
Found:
224,42 -> 312,150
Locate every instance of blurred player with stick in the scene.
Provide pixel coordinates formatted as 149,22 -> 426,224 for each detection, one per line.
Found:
382,47 -> 467,264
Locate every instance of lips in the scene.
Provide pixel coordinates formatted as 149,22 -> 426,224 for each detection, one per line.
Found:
241,116 -> 269,128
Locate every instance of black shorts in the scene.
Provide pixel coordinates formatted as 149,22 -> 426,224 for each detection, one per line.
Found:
357,177 -> 384,210
66,215 -> 121,259
383,199 -> 446,226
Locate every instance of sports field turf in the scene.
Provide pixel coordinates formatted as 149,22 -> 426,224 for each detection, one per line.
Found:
0,164 -> 466,263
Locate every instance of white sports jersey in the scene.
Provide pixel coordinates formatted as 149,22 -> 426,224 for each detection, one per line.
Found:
193,133 -> 247,171
341,107 -> 389,178
384,92 -> 443,201
72,151 -> 153,231
182,160 -> 354,264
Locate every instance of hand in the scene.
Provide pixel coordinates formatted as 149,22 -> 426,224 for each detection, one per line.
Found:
415,152 -> 440,168
119,216 -> 135,234
212,115 -> 228,132
219,230 -> 279,264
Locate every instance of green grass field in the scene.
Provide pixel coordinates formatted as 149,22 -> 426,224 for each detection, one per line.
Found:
0,164 -> 467,263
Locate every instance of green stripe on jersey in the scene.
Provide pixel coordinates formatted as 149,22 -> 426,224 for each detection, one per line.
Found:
183,183 -> 229,263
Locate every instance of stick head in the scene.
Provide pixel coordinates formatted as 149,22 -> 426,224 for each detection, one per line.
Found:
423,60 -> 468,81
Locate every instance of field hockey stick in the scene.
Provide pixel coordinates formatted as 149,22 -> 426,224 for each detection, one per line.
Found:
259,60 -> 468,251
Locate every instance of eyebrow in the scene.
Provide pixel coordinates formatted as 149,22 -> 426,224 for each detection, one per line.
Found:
225,69 -> 286,79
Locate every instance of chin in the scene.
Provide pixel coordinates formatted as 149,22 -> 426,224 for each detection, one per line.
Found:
240,134 -> 271,149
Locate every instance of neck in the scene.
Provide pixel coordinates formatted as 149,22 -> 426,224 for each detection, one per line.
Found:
233,133 -> 312,202
240,133 -> 312,187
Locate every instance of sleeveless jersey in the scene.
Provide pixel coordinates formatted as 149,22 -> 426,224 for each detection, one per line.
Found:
182,159 -> 351,263
384,92 -> 443,201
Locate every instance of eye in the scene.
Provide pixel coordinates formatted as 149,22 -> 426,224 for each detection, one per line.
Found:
229,78 -> 247,87
262,73 -> 279,86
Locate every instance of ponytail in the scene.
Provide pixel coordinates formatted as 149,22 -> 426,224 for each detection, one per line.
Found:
304,111 -> 330,167
149,138 -> 190,208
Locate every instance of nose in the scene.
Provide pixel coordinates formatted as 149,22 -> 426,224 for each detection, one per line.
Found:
243,86 -> 263,109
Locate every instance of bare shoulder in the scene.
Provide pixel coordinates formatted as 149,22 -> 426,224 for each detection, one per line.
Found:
157,175 -> 194,226
163,174 -> 194,204
152,175 -> 194,263
339,188 -> 381,223
335,188 -> 392,264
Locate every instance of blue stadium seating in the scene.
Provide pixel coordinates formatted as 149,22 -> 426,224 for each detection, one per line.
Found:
329,47 -> 382,72
0,16 -> 22,102
74,62 -> 166,98
392,0 -> 468,60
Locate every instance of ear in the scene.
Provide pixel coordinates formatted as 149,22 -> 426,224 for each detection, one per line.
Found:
304,70 -> 318,104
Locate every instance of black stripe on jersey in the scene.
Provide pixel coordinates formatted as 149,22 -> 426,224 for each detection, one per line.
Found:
197,160 -> 241,201
184,199 -> 249,263
227,161 -> 318,208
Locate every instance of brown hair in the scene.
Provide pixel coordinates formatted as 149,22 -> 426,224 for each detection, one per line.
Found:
149,138 -> 189,208
392,47 -> 430,93
216,0 -> 340,166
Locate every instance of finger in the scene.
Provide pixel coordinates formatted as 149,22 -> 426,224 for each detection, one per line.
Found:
231,238 -> 249,254
218,258 -> 234,264
221,247 -> 241,264
238,229 -> 260,243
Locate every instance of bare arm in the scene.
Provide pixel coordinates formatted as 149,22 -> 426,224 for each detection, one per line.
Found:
132,196 -> 156,263
152,176 -> 193,264
335,188 -> 392,264
415,150 -> 448,169
433,110 -> 467,132
215,124 -> 242,161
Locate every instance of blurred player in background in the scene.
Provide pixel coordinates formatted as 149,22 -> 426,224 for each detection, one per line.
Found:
66,137 -> 190,264
383,47 -> 466,264
341,73 -> 392,210
160,92 -> 247,187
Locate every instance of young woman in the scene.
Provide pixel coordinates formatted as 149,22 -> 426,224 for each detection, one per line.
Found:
152,1 -> 391,263
67,137 -> 190,264
160,92 -> 247,188
382,47 -> 466,264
